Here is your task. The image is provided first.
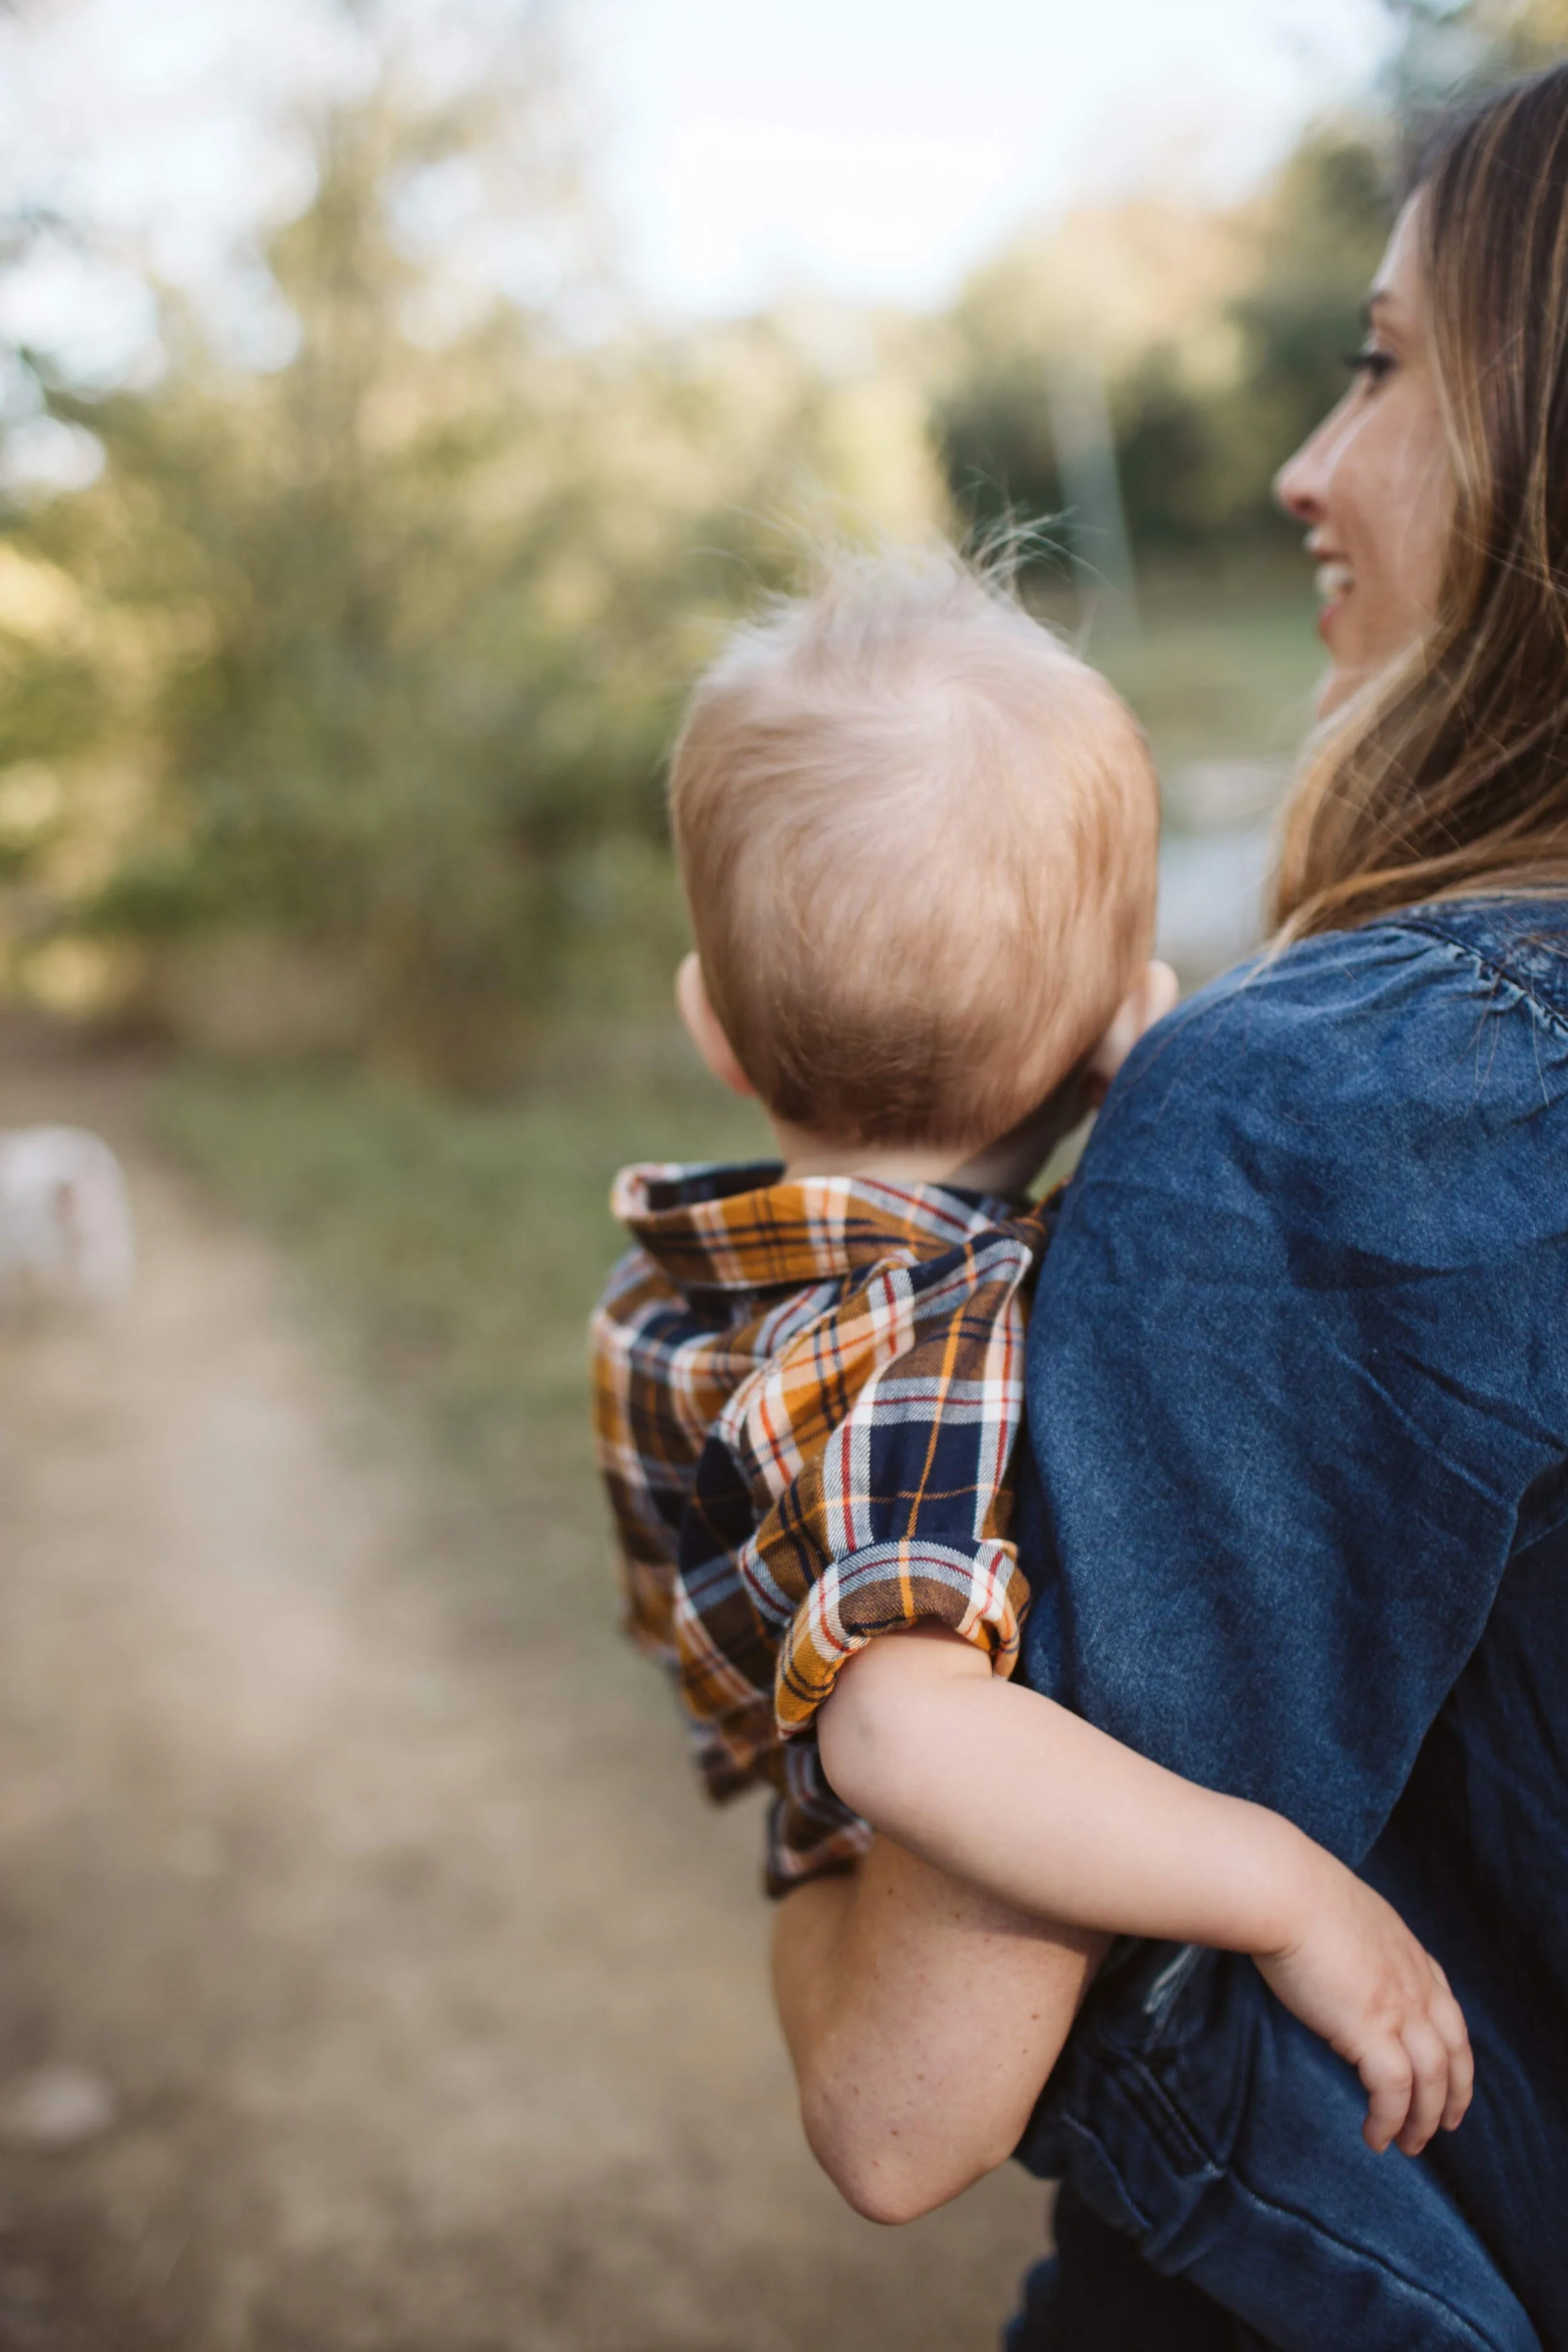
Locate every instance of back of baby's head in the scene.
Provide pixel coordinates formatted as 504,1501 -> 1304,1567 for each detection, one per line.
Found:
669,546 -> 1159,1152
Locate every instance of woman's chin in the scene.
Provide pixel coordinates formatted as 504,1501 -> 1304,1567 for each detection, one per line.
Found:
1312,603 -> 1426,719
1315,661 -> 1357,719
1313,632 -> 1384,718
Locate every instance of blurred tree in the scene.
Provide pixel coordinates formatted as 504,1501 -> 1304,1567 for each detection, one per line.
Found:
1382,0 -> 1567,102
0,20 -> 941,1084
1217,130 -> 1393,538
1510,0 -> 1568,41
934,194 -> 1253,561
935,130 -> 1391,568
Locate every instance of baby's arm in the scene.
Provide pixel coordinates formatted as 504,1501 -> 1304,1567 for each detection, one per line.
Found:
816,1624 -> 1473,2158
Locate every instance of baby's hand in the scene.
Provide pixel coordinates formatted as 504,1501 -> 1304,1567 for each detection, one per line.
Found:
1254,1857 -> 1473,2156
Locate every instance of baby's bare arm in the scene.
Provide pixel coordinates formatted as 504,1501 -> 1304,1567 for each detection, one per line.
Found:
817,1625 -> 1472,2155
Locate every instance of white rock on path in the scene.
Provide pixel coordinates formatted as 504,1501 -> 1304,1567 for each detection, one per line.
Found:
0,2064 -> 119,2151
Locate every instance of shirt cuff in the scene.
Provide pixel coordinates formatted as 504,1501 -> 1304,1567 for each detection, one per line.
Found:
773,1538 -> 1029,1738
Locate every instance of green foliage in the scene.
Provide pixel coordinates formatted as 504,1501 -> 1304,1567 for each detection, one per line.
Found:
2,58 -> 940,1082
1091,579 -> 1325,776
1383,0 -> 1567,102
936,347 -> 1062,551
937,129 -> 1394,563
0,630 -> 103,771
1111,351 -> 1228,552
1,11 -> 1490,1076
1221,133 -> 1394,535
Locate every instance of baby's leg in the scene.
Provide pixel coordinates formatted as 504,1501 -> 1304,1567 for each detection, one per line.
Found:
1015,1942 -> 1539,2352
1005,2183 -> 1263,2351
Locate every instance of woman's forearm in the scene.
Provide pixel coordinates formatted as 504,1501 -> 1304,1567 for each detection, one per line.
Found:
771,1834 -> 1106,2223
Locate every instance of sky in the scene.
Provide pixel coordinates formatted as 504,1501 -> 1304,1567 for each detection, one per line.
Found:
590,0 -> 1397,315
0,0 -> 1397,368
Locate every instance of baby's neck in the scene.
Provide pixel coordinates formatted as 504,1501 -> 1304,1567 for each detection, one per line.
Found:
772,1116 -> 1060,1200
776,1131 -> 967,1188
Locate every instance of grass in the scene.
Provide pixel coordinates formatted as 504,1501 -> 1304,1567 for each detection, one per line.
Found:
1099,579 -> 1323,781
154,1028 -> 772,1512
1030,566 -> 1324,785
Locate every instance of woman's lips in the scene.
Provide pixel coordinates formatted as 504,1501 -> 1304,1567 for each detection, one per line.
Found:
1315,559 -> 1355,643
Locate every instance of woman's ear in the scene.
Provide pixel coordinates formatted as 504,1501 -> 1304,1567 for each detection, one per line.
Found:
675,952 -> 758,1099
1084,960 -> 1180,1096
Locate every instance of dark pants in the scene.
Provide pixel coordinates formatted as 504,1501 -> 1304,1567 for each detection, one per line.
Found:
1006,2185 -> 1269,2350
1005,1944 -> 1539,2352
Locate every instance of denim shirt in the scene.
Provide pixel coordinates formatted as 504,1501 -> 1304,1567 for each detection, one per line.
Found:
1019,899 -> 1568,2346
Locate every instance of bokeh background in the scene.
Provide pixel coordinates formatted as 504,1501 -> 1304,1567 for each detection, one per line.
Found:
0,3 -> 1559,2346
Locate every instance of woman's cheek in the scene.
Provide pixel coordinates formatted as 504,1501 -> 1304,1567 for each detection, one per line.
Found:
1376,393 -> 1451,642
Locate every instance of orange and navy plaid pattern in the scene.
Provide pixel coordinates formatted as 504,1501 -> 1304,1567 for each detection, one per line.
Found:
591,1159 -> 1053,1891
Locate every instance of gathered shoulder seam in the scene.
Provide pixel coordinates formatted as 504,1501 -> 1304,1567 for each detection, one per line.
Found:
1375,916 -> 1568,1041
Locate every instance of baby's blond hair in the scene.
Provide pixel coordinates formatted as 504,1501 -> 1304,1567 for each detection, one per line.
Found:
670,546 -> 1159,1152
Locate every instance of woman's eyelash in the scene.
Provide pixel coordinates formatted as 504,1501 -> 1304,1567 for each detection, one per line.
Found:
1343,346 -> 1396,383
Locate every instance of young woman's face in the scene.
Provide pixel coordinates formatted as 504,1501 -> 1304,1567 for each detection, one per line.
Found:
1274,197 -> 1453,715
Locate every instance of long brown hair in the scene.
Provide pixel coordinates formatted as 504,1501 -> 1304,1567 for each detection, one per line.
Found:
1273,64 -> 1568,939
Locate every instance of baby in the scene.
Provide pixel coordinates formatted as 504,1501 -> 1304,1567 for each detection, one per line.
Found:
592,546 -> 1470,2166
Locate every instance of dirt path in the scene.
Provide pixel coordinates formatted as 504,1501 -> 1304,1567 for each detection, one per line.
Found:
0,1041 -> 1048,2351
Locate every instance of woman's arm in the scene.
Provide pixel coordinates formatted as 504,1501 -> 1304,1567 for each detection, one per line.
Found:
771,1833 -> 1106,2223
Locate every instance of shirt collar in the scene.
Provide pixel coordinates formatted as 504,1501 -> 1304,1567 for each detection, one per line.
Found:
611,1160 -> 1029,1295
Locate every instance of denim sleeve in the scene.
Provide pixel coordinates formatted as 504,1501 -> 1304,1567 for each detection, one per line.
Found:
1024,920 -> 1568,1863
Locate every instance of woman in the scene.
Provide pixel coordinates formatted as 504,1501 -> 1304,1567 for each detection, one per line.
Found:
774,65 -> 1568,2350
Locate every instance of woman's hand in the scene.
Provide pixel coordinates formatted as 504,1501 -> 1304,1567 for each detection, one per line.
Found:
1253,1848 -> 1475,2157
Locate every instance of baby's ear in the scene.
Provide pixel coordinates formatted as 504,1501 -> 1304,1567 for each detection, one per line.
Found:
675,953 -> 758,1099
1086,961 -> 1180,1091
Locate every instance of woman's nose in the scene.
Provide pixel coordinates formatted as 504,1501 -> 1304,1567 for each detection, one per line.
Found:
1274,433 -> 1326,526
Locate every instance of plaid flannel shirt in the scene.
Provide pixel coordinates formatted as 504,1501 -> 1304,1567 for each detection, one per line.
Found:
591,1158 -> 1053,1892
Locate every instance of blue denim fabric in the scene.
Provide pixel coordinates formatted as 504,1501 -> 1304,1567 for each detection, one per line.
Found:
1005,1941 -> 1539,2349
1005,2179 -> 1268,2351
1014,902 -> 1568,2349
